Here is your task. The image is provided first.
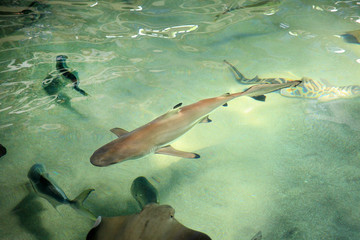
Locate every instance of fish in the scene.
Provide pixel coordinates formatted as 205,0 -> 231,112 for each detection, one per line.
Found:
55,55 -> 89,96
224,60 -> 360,102
224,60 -> 297,85
0,144 -> 6,158
131,176 -> 159,209
27,163 -> 96,220
280,78 -> 360,102
86,176 -> 211,240
90,81 -> 301,167
42,70 -> 84,116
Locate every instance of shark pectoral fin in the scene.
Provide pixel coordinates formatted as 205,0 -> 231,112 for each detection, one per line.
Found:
110,128 -> 129,137
155,145 -> 200,159
251,95 -> 266,101
200,116 -> 212,123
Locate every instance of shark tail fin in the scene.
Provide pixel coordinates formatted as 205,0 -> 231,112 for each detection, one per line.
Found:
70,189 -> 97,220
224,60 -> 249,83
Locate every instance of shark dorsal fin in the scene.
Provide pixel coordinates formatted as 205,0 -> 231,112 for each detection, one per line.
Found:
110,128 -> 129,137
173,103 -> 182,109
163,106 -> 181,118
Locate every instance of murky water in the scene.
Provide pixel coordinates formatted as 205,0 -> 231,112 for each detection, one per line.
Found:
0,0 -> 360,239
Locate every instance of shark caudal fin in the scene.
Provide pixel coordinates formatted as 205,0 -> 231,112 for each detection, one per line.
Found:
70,189 -> 96,220
224,60 -> 249,82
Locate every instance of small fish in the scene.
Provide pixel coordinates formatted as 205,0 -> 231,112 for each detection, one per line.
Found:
90,81 -> 301,167
27,163 -> 96,220
56,55 -> 89,96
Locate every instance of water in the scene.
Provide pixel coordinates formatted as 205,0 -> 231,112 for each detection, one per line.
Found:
0,0 -> 359,239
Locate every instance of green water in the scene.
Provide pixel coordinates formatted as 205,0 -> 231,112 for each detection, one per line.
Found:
0,0 -> 360,239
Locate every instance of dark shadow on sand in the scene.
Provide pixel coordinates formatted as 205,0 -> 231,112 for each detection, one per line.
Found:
12,183 -> 51,240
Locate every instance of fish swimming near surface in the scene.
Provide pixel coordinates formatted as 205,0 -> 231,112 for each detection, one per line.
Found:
27,163 -> 96,220
42,69 -> 84,116
86,176 -> 212,240
90,81 -> 301,167
224,60 -> 360,102
55,55 -> 89,96
42,55 -> 89,116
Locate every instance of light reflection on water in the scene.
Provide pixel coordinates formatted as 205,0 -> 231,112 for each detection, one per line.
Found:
0,0 -> 359,239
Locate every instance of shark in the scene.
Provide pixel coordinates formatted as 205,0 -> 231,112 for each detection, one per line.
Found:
90,81 -> 301,167
224,60 -> 360,102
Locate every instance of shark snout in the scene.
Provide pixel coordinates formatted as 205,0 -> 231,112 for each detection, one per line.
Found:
90,154 -> 109,167
90,150 -> 123,167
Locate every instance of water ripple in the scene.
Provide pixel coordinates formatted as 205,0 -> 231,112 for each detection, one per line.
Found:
87,66 -> 139,85
9,95 -> 57,114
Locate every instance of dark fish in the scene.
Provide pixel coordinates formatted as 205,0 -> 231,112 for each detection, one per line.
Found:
28,163 -> 96,220
42,70 -> 84,116
131,176 -> 159,209
0,144 -> 6,158
56,55 -> 89,96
